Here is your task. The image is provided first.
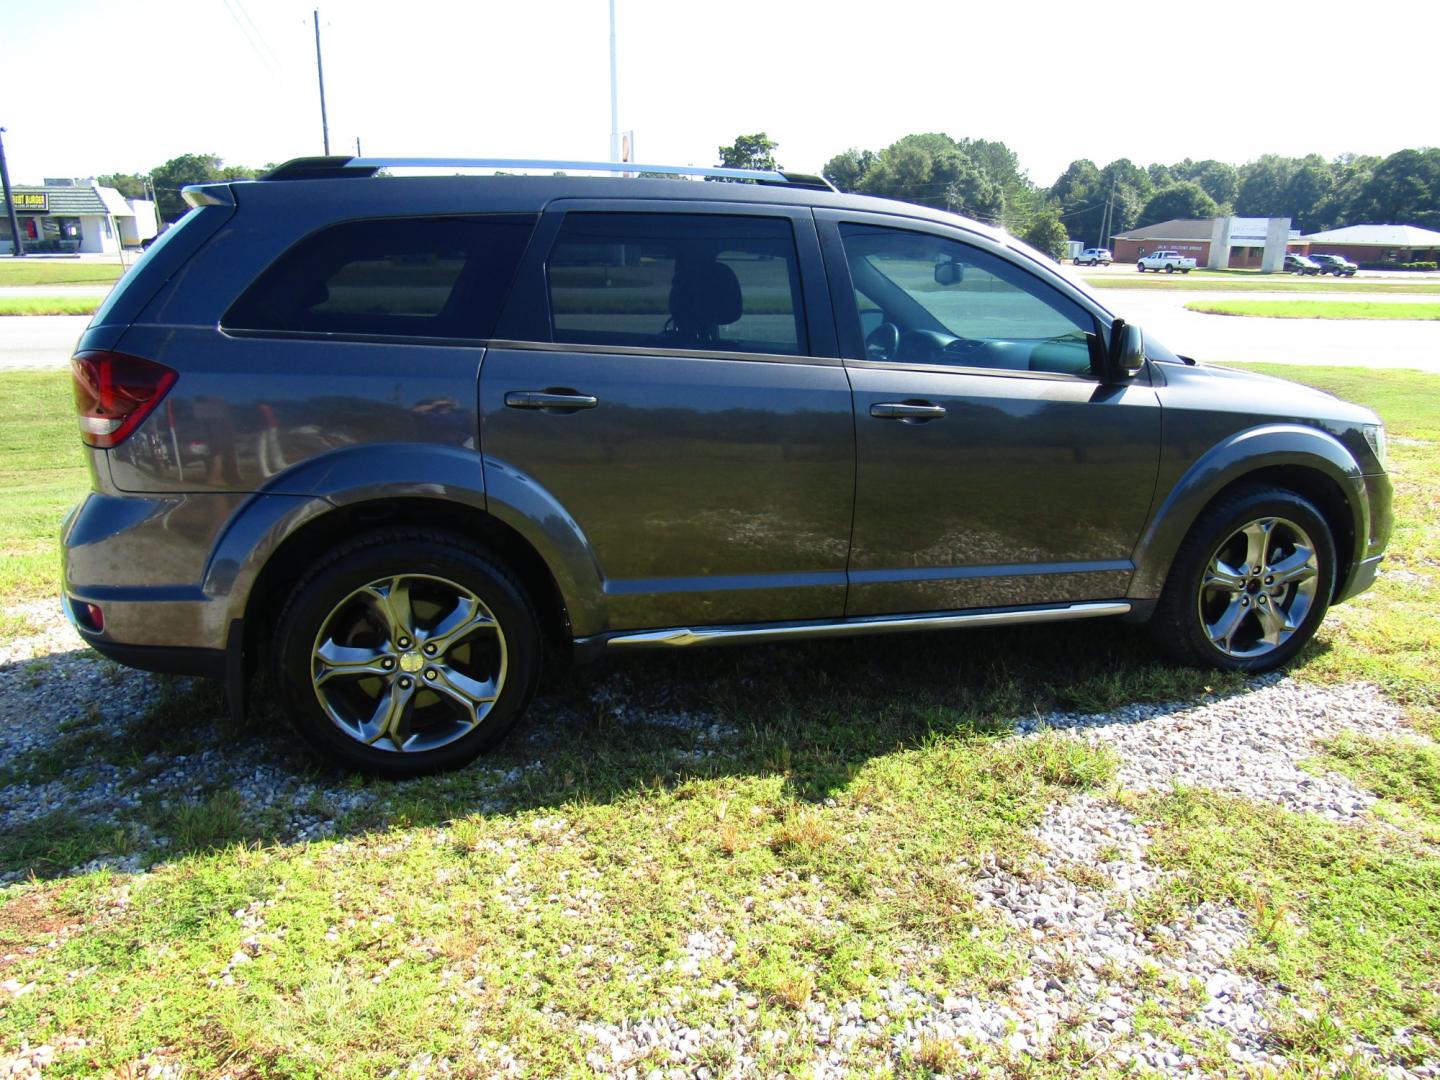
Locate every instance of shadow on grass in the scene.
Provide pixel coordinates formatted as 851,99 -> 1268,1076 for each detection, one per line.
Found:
0,618 -> 1276,880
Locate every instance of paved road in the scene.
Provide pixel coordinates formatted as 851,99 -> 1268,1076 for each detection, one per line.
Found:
1,287 -> 1437,373
1094,287 -> 1440,372
0,316 -> 89,370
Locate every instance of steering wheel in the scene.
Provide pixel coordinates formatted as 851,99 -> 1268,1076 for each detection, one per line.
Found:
865,321 -> 900,361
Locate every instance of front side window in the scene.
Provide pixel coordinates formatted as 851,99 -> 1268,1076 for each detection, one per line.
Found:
545,213 -> 807,356
838,223 -> 1098,376
225,215 -> 535,339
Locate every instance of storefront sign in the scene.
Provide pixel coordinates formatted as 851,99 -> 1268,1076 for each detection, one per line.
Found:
9,192 -> 48,211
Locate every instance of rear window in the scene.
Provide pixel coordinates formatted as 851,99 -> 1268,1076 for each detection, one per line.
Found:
224,215 -> 535,339
544,212 -> 807,356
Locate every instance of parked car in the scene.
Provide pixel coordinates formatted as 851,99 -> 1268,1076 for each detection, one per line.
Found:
1285,254 -> 1322,275
1074,248 -> 1112,266
62,156 -> 1392,775
1136,251 -> 1196,273
1310,253 -> 1358,276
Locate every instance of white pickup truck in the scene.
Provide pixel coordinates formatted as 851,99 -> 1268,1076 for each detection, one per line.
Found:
1137,250 -> 1196,273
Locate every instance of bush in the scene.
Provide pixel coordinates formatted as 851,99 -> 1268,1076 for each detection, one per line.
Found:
1358,261 -> 1437,272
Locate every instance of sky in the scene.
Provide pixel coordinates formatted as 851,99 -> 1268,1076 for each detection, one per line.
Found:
1,0 -> 1435,188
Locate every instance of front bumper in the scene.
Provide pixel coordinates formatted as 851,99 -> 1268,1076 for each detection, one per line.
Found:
1334,470 -> 1392,604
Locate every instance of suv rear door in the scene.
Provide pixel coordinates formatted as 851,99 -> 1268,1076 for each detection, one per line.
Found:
817,210 -> 1162,616
480,201 -> 854,633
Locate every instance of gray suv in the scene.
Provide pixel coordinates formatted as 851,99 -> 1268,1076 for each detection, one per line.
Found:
61,156 -> 1392,775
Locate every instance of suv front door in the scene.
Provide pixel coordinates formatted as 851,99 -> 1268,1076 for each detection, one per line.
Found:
481,203 -> 854,633
819,212 -> 1162,616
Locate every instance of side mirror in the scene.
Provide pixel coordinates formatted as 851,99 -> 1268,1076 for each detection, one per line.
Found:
934,258 -> 964,286
1105,319 -> 1145,381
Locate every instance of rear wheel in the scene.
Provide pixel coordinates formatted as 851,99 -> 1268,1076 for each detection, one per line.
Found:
1152,485 -> 1336,672
271,530 -> 542,776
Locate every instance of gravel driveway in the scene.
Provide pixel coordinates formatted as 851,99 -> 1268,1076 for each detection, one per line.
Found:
1,601 -> 1436,1078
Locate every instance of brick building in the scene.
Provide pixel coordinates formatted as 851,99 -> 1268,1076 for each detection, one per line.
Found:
1302,225 -> 1440,266
1110,218 -> 1308,268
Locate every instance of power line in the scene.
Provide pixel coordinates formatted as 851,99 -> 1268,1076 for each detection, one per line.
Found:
231,0 -> 283,72
218,0 -> 284,78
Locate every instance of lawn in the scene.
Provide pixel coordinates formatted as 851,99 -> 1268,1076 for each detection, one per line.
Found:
0,295 -> 103,317
1190,300 -> 1440,320
1084,275 -> 1440,295
0,261 -> 123,287
0,363 -> 1437,1075
0,371 -> 89,605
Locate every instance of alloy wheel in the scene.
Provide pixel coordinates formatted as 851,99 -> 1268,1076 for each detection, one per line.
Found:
309,573 -> 508,752
1197,516 -> 1320,659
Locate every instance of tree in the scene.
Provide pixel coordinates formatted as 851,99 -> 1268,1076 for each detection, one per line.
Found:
717,133 -> 779,172
97,172 -> 148,199
823,132 -> 1035,227
1164,159 -> 1237,208
1350,148 -> 1440,229
1049,159 -> 1103,243
1147,163 -> 1175,189
1284,162 -> 1335,233
149,153 -> 257,222
822,148 -> 873,192
1137,182 -> 1219,227
1021,204 -> 1069,261
1312,154 -> 1379,231
1235,154 -> 1299,218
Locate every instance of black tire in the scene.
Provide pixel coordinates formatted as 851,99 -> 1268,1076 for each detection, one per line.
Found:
271,528 -> 542,777
1165,264 -> 1175,273
1150,485 -> 1337,673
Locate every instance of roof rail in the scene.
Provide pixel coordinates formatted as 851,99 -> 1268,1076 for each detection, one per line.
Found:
261,156 -> 835,191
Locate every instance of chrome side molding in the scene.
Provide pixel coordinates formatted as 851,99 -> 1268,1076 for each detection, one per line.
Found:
601,601 -> 1131,649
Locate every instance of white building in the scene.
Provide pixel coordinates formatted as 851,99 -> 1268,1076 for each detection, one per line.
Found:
1,179 -> 158,254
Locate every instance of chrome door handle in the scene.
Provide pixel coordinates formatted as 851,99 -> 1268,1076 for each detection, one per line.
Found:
504,391 -> 599,411
870,401 -> 946,421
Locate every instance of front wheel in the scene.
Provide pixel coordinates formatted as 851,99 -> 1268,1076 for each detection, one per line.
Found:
271,529 -> 542,776
1151,485 -> 1336,672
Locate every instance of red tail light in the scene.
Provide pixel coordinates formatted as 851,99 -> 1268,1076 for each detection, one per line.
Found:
70,351 -> 177,449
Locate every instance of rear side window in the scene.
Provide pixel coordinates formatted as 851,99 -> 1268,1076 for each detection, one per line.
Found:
545,213 -> 807,356
225,215 -> 535,339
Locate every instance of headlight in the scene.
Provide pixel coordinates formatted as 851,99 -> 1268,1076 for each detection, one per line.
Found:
1362,423 -> 1388,469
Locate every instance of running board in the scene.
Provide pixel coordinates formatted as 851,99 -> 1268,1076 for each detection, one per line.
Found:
600,601 -> 1131,649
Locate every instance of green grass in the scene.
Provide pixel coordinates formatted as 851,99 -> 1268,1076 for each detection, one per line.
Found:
0,295 -> 103,316
1314,732 -> 1440,841
1086,275 -> 1440,294
0,363 -> 1438,1074
0,371 -> 89,609
1189,299 -> 1440,320
1139,786 -> 1440,1068
0,260 -> 123,286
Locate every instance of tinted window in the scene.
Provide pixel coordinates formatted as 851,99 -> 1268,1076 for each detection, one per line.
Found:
225,215 -> 535,339
839,224 -> 1097,376
545,213 -> 807,355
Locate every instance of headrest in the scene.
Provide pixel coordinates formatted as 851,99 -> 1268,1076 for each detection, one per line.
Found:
669,260 -> 742,333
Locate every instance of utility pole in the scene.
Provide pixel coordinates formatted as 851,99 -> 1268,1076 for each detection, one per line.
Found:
608,0 -> 620,162
314,9 -> 330,155
1099,176 -> 1116,250
0,127 -> 26,257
